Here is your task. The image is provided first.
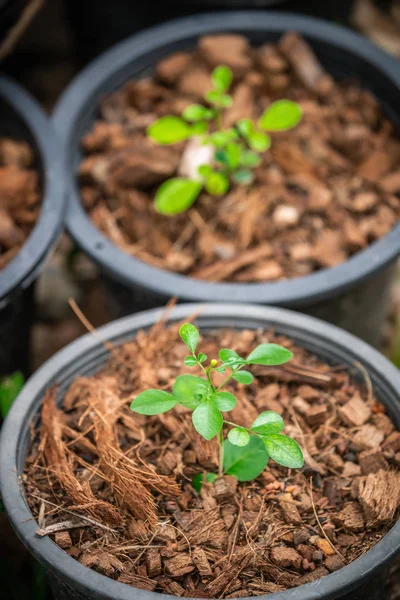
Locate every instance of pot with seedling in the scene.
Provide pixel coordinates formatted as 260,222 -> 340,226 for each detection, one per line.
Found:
1,303 -> 400,600
56,12 -> 400,346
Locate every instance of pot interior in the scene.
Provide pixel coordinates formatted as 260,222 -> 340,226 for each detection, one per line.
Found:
16,309 -> 400,476
70,27 -> 400,174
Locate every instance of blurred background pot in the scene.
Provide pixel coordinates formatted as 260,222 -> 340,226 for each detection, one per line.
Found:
0,76 -> 65,376
55,12 -> 400,347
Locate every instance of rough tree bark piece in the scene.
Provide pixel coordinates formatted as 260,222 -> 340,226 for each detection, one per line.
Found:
270,547 -> 302,571
359,450 -> 389,475
164,554 -> 195,577
279,32 -> 333,92
338,394 -> 372,427
333,503 -> 364,533
279,493 -> 303,525
357,470 -> 400,528
192,547 -> 213,576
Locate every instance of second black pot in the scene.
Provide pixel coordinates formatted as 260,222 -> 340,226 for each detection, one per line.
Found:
0,76 -> 65,377
1,303 -> 400,600
56,11 -> 400,347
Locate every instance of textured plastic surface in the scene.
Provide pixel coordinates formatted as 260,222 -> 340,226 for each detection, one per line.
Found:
1,304 -> 400,600
57,12 -> 400,347
0,78 -> 64,375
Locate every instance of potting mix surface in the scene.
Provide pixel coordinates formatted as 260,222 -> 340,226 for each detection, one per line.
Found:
0,138 -> 41,269
79,32 -> 400,283
25,319 -> 400,596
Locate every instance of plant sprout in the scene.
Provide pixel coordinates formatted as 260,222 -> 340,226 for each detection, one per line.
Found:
131,324 -> 304,483
147,65 -> 302,215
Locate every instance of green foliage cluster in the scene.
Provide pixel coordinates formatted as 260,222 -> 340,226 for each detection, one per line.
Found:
131,324 -> 304,483
147,65 -> 302,215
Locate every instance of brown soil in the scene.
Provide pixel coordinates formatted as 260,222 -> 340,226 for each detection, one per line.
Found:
79,32 -> 400,283
25,318 -> 400,596
0,137 -> 41,269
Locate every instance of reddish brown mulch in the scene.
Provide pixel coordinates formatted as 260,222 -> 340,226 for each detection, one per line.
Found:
25,319 -> 400,596
0,137 -> 41,269
79,32 -> 400,282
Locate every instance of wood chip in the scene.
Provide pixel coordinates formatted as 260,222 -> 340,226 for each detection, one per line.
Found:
352,425 -> 384,452
54,531 -> 72,549
279,32 -> 333,92
279,493 -> 303,525
338,394 -> 372,427
325,556 -> 345,572
333,503 -> 364,533
314,537 -> 336,557
270,547 -> 302,571
146,548 -> 162,577
192,547 -> 213,576
359,450 -> 389,475
306,405 -> 328,426
164,553 -> 195,577
357,470 -> 400,528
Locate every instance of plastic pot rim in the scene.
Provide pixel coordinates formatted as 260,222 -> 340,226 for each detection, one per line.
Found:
55,10 -> 400,308
1,302 -> 400,600
0,76 -> 65,305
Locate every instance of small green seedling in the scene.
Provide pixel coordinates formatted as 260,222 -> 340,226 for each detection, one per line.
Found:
147,65 -> 302,215
131,324 -> 304,483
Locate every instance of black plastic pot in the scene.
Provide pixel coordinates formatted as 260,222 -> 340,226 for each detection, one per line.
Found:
56,11 -> 400,347
65,1 -> 288,64
0,76 -> 65,376
1,303 -> 400,600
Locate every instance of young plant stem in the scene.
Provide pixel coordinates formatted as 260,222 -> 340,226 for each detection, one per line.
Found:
218,429 -> 224,477
216,366 -> 242,391
205,367 -> 215,392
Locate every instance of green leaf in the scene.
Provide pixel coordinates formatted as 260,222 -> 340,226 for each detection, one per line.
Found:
232,371 -> 254,385
211,65 -> 233,93
179,323 -> 200,352
191,121 -> 208,135
240,150 -> 261,168
212,391 -> 237,411
130,390 -> 178,415
208,130 -> 236,148
205,172 -> 229,196
206,91 -> 233,108
184,356 -> 198,367
215,149 -> 229,165
183,104 -> 211,122
216,366 -> 226,374
259,100 -> 302,131
173,374 -> 208,409
248,132 -> 271,152
219,348 -> 245,369
224,436 -> 269,481
198,164 -> 214,179
228,427 -> 250,447
251,411 -> 284,435
0,372 -> 24,419
232,169 -> 254,185
192,400 -> 223,440
263,434 -> 304,469
226,142 -> 241,169
198,353 -> 208,363
237,119 -> 254,138
148,116 -> 191,144
192,472 -> 218,493
246,343 -> 293,366
155,178 -> 202,215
